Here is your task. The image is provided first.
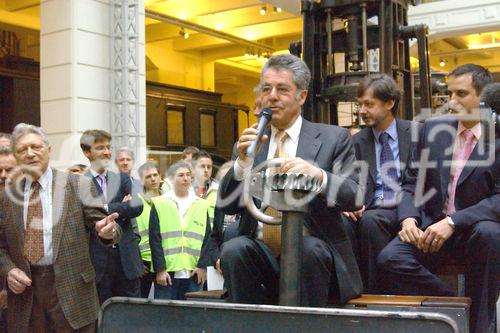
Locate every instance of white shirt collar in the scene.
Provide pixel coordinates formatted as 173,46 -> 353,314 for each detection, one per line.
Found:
25,167 -> 52,191
270,115 -> 302,144
89,168 -> 107,178
457,121 -> 481,141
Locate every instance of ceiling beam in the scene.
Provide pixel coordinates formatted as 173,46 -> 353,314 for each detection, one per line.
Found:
172,18 -> 302,52
4,0 -> 39,12
146,0 -> 263,17
0,8 -> 39,30
146,9 -> 275,53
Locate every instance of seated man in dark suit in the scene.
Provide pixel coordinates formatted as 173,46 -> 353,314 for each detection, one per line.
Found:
81,130 -> 144,304
219,54 -> 363,306
377,64 -> 499,333
343,74 -> 419,293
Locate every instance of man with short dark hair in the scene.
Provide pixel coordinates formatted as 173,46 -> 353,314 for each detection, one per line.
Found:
377,64 -> 498,333
80,129 -> 144,304
0,123 -> 120,332
343,74 -> 420,293
181,146 -> 199,163
191,150 -> 218,221
219,54 -> 362,306
149,161 -> 211,300
135,161 -> 163,297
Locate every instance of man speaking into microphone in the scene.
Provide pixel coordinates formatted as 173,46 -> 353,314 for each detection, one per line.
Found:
218,54 -> 363,306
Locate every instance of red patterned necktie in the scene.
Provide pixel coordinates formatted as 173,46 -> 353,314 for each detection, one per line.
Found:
24,181 -> 44,263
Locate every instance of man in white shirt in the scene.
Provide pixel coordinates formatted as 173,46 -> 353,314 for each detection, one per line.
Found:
218,54 -> 363,306
0,123 -> 119,332
149,161 -> 212,300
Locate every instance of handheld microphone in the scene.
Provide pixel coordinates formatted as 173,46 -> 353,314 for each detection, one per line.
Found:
246,107 -> 272,159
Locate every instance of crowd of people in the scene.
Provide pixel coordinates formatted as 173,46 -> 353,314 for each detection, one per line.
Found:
0,53 -> 498,333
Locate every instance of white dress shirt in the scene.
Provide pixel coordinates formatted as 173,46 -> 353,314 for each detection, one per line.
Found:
23,167 -> 53,266
234,115 -> 327,187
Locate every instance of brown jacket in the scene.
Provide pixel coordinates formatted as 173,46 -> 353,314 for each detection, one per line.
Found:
0,169 -> 112,332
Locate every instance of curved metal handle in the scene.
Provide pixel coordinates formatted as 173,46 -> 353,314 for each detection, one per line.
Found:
242,158 -> 286,225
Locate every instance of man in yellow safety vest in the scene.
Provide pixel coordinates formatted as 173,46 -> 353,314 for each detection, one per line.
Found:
149,160 -> 211,300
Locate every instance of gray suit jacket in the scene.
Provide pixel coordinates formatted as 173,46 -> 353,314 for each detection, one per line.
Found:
219,118 -> 363,303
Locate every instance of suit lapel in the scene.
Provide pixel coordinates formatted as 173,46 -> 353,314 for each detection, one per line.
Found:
362,130 -> 377,187
296,119 -> 321,161
11,178 -> 26,247
457,125 -> 490,187
397,120 -> 411,168
51,169 -> 69,261
106,171 -> 120,203
254,129 -> 271,167
86,170 -> 102,195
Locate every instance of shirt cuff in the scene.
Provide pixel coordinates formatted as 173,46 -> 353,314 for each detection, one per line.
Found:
319,169 -> 328,194
233,157 -> 253,181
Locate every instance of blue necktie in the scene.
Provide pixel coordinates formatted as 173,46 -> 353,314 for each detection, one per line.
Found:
379,132 -> 398,202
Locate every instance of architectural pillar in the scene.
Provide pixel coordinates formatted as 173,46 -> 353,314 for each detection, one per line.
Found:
40,0 -> 146,169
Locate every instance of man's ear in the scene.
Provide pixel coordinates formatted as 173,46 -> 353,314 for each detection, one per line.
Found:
298,89 -> 308,106
385,100 -> 395,112
83,149 -> 91,160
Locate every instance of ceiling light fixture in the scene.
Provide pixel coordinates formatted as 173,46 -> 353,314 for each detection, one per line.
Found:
439,58 -> 446,67
179,28 -> 189,39
273,6 -> 282,14
260,6 -> 267,15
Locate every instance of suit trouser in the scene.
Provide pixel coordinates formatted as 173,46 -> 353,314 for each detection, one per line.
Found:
96,247 -> 141,304
377,221 -> 500,333
29,265 -> 95,333
220,235 -> 336,306
343,208 -> 399,293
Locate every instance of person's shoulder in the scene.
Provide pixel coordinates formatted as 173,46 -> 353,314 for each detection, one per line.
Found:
304,119 -> 349,137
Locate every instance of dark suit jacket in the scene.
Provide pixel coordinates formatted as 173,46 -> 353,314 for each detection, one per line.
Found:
352,119 -> 420,209
219,118 -> 363,304
86,170 -> 143,281
398,116 -> 500,230
0,169 -> 114,332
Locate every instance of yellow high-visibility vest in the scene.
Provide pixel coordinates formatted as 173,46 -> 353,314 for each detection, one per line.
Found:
152,195 -> 209,272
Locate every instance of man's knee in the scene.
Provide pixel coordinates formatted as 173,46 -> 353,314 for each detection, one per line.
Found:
470,221 -> 500,249
358,209 -> 393,236
220,236 -> 254,265
302,237 -> 332,267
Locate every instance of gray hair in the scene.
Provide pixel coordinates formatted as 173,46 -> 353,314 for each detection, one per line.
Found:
259,54 -> 311,92
116,146 -> 135,160
0,145 -> 13,156
11,123 -> 49,152
138,161 -> 159,178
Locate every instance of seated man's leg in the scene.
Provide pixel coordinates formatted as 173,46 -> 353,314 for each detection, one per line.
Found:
301,236 -> 334,307
377,236 -> 455,296
357,208 -> 398,293
220,236 -> 279,304
463,221 -> 500,333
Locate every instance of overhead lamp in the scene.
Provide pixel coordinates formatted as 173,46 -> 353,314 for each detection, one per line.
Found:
273,6 -> 282,14
260,6 -> 267,15
179,28 -> 189,39
439,58 -> 446,67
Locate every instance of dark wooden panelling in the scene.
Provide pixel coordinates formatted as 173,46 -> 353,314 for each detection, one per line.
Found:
146,81 -> 249,161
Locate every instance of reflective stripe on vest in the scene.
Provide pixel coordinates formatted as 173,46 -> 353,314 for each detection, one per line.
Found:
151,195 -> 209,272
135,194 -> 152,262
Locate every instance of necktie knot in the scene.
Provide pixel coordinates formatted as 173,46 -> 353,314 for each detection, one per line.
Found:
462,129 -> 474,143
379,132 -> 390,144
275,130 -> 288,143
